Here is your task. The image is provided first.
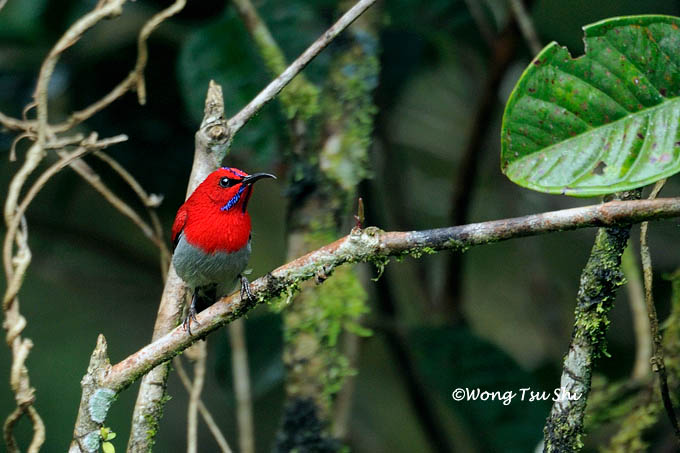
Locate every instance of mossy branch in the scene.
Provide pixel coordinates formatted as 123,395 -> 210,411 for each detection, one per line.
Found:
64,196 -> 680,441
231,0 -> 320,120
543,190 -> 640,453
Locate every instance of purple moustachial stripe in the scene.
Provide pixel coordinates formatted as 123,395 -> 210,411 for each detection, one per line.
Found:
221,185 -> 247,211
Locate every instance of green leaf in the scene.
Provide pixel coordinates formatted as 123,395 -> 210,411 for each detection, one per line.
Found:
102,441 -> 115,453
501,15 -> 680,196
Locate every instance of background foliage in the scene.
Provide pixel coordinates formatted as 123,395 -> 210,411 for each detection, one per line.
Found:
2,0 -> 680,452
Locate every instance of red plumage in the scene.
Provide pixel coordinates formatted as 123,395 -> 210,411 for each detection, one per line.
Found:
171,167 -> 254,253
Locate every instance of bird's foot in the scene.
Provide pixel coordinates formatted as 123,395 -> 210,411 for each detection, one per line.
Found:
182,289 -> 202,335
240,274 -> 254,302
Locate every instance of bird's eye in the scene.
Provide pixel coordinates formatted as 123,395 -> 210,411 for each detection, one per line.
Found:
219,177 -> 236,188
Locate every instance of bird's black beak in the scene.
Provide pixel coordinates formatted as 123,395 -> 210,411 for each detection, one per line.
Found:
241,173 -> 276,185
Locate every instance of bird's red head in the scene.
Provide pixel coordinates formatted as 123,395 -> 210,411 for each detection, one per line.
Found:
171,167 -> 276,253
199,167 -> 276,213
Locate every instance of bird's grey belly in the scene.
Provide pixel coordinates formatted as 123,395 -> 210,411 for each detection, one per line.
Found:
173,235 -> 251,294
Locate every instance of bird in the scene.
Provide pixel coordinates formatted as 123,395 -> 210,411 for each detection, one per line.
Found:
171,167 -> 276,335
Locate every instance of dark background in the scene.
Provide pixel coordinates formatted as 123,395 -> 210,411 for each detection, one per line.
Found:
2,1 -> 680,451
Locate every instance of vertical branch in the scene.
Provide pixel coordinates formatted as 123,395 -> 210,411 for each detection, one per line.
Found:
275,4 -> 380,450
186,342 -> 207,453
621,246 -> 652,381
174,357 -> 232,453
639,180 -> 680,441
126,81 -> 231,452
230,0 -> 379,449
229,319 -> 255,453
361,182 -> 455,453
68,335 -> 113,453
604,261 -> 680,451
543,190 -> 640,452
330,330 -> 360,439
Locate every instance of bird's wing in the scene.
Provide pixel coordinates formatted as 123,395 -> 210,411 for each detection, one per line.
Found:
171,206 -> 188,251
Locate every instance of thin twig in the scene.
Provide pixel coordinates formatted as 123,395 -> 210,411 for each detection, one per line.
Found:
8,132 -> 32,162
226,0 -> 377,136
186,342 -> 207,453
229,319 -> 255,453
231,0 -> 286,73
35,0 -> 125,148
53,0 -> 186,130
92,150 -> 170,274
508,0 -> 542,54
64,155 -> 160,246
621,245 -> 652,381
133,0 -> 187,104
3,136 -> 128,292
640,179 -> 680,442
174,357 -> 232,453
0,111 -> 31,131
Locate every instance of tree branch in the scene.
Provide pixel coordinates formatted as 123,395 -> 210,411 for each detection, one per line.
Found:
639,180 -> 680,442
543,190 -> 640,452
226,0 -> 377,136
64,198 -> 680,414
124,80 -> 230,453
621,246 -> 652,381
173,357 -> 232,452
229,319 -> 255,453
186,342 -> 207,453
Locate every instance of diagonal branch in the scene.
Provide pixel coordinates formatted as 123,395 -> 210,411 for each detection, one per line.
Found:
174,357 -> 232,452
226,0 -> 377,136
68,197 -> 680,427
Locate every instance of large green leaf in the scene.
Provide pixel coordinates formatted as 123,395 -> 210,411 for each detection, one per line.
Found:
501,15 -> 680,196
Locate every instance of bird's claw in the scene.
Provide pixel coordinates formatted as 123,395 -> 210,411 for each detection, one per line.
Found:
240,275 -> 254,302
183,290 -> 202,336
182,306 -> 201,336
